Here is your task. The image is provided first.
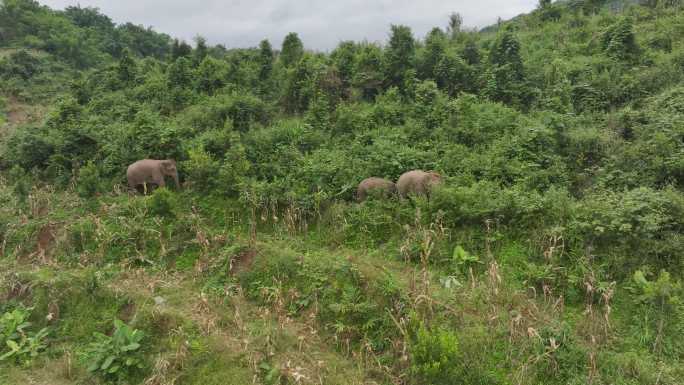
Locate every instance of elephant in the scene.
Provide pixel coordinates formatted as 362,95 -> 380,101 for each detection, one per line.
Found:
356,177 -> 397,202
396,170 -> 443,199
126,159 -> 179,194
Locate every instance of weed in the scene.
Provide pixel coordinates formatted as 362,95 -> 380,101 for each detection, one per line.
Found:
0,305 -> 49,365
82,319 -> 146,382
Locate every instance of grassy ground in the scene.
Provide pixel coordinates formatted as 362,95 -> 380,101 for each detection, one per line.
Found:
1,185 -> 682,385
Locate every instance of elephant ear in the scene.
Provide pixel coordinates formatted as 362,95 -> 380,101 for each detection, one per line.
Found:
161,160 -> 174,172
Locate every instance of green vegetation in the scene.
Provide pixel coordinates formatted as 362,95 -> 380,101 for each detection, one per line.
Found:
0,306 -> 49,365
1,0 -> 683,384
83,319 -> 145,382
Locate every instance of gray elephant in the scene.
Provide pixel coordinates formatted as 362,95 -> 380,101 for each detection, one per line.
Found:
356,177 -> 397,202
396,170 -> 443,199
126,159 -> 179,194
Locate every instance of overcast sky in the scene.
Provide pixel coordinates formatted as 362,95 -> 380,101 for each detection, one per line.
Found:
39,0 -> 538,51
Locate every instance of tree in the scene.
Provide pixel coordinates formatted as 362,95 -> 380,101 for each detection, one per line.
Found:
116,48 -> 137,85
116,22 -> 171,59
282,54 -> 317,113
418,28 -> 447,80
330,41 -> 357,90
167,56 -> 193,89
196,56 -> 226,95
489,27 -> 524,81
538,0 -> 552,8
384,24 -> 416,92
193,36 -> 208,66
484,27 -> 531,107
63,5 -> 114,30
435,52 -> 472,96
582,0 -> 607,14
461,39 -> 481,66
447,12 -> 463,39
171,39 -> 192,60
352,43 -> 384,101
280,32 -> 304,67
257,39 -> 274,82
601,17 -> 640,61
538,0 -> 562,21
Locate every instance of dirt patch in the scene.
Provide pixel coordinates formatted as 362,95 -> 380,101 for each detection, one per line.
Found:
230,248 -> 258,274
36,223 -> 56,256
27,223 -> 60,264
6,99 -> 29,126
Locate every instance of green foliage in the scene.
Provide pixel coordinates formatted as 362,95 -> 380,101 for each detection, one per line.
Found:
193,36 -> 208,66
280,32 -> 303,68
195,56 -> 227,95
629,270 -> 684,357
0,50 -> 41,80
167,56 -> 193,89
171,39 -> 192,60
602,17 -> 641,61
148,187 -> 177,217
0,306 -> 49,365
83,319 -> 145,382
76,160 -> 105,197
183,147 -> 220,192
116,48 -> 137,85
257,39 -> 274,84
410,325 -> 461,385
2,2 -> 684,383
384,25 -> 415,92
352,43 -> 384,100
282,54 -> 319,113
485,27 -> 532,108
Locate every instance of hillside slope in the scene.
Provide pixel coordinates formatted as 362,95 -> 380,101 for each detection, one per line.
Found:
1,0 -> 683,384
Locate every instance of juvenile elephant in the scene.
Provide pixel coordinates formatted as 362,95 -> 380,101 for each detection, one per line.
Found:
126,159 -> 179,194
356,177 -> 397,202
396,170 -> 442,199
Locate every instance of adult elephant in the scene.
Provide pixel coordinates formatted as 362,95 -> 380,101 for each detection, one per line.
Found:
126,159 -> 179,194
396,170 -> 442,199
356,177 -> 397,202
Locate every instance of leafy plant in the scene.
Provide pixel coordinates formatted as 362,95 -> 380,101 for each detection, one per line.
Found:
83,319 -> 145,382
629,270 -> 684,357
0,306 -> 50,365
147,187 -> 177,218
450,245 -> 481,274
410,325 -> 461,385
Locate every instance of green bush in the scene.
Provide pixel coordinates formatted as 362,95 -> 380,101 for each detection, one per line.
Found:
147,187 -> 177,218
628,270 -> 684,357
570,187 -> 684,271
0,306 -> 49,365
82,319 -> 145,382
182,147 -> 221,193
410,325 -> 461,385
76,160 -> 105,197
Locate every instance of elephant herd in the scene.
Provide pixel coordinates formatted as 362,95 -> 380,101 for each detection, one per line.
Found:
356,170 -> 442,202
126,159 -> 442,201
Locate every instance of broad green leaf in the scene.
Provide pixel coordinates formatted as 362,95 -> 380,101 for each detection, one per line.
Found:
101,355 -> 116,370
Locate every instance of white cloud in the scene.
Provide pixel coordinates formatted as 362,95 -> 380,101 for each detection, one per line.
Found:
39,0 -> 537,50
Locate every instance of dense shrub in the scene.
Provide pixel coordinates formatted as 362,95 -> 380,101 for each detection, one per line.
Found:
410,326 -> 461,385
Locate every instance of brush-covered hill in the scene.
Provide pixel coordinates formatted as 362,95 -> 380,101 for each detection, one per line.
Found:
1,0 -> 683,384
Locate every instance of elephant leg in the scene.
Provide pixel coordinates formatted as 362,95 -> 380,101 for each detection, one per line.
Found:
156,175 -> 166,188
